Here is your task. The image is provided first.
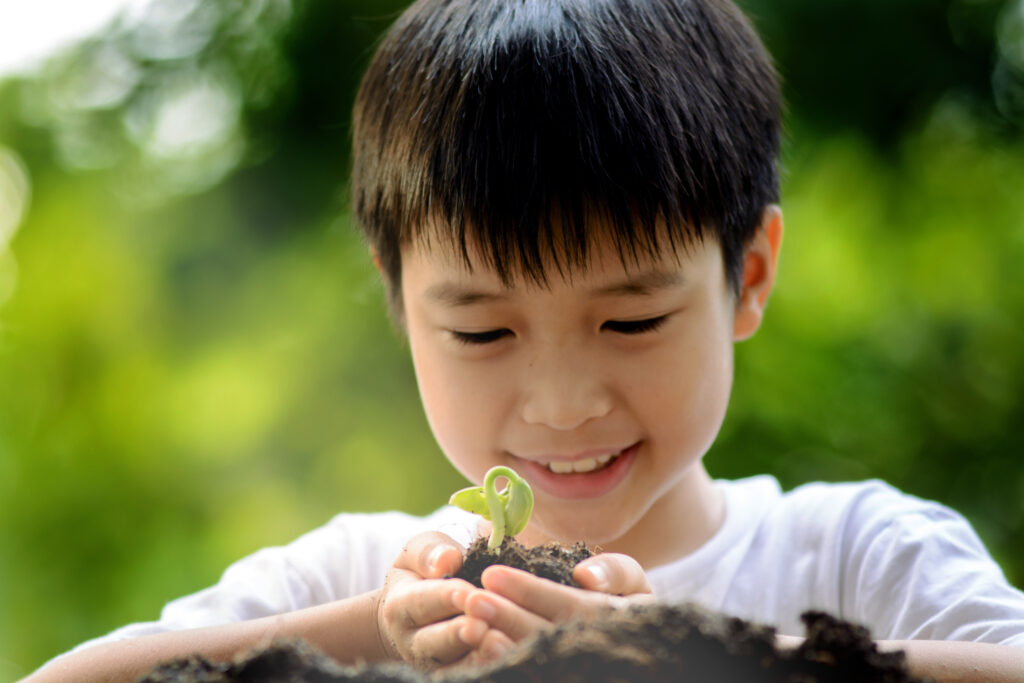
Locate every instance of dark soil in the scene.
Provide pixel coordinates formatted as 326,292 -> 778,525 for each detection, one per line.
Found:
452,537 -> 593,588
138,604 -> 928,683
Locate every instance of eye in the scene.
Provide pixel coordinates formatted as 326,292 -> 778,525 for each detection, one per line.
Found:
602,315 -> 669,335
449,329 -> 513,345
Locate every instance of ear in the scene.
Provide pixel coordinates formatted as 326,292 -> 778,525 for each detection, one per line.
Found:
369,245 -> 384,275
370,245 -> 408,333
733,205 -> 783,341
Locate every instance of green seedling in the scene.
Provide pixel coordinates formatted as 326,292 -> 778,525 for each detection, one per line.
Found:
449,466 -> 534,551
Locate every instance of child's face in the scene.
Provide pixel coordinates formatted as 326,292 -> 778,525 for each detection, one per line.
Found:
400,217 -> 777,564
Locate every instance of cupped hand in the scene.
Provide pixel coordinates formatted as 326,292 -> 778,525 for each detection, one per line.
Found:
457,552 -> 654,646
376,531 -> 482,668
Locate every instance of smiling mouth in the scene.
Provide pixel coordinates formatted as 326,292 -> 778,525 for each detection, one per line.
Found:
539,448 -> 628,474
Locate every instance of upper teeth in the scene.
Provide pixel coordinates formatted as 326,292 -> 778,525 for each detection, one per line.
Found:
544,452 -> 618,474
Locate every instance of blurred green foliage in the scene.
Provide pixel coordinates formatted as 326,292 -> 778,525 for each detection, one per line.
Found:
1,0 -> 1023,678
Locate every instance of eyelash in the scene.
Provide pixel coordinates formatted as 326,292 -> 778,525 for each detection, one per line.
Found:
450,316 -> 669,345
450,329 -> 513,346
601,315 -> 669,335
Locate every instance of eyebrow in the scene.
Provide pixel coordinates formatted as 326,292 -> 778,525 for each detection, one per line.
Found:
425,269 -> 684,307
591,269 -> 685,297
424,282 -> 509,307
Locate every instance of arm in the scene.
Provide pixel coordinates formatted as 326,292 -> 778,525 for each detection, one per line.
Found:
26,531 -> 478,682
882,639 -> 1024,683
24,590 -> 388,683
772,635 -> 1024,682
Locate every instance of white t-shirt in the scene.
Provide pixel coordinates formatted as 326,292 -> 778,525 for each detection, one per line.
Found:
68,476 -> 1024,654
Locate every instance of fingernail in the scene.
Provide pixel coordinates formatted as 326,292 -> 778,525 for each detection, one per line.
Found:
585,563 -> 608,590
451,589 -> 467,610
427,546 -> 449,574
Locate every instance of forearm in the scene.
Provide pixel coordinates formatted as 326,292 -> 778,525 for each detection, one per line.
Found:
878,639 -> 1024,683
24,589 -> 389,683
776,635 -> 1024,683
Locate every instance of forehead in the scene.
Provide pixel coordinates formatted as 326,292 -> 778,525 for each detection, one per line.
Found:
401,229 -> 718,298
406,207 -> 715,281
409,209 -> 713,278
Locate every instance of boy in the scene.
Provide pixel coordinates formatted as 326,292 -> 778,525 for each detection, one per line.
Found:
28,0 -> 1024,680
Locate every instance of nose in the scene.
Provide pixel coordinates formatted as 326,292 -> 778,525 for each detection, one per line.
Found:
518,346 -> 613,430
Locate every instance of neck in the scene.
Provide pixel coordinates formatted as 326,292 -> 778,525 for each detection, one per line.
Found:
514,464 -> 725,570
605,464 -> 725,569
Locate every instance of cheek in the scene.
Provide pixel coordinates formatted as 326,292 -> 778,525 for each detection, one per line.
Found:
409,341 -> 460,449
680,346 -> 733,453
634,327 -> 734,450
408,337 -> 503,477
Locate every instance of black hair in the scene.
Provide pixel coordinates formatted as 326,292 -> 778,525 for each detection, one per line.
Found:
352,0 -> 782,312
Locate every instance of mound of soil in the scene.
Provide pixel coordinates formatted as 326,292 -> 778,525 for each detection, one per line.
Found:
139,604 -> 926,683
453,537 -> 593,588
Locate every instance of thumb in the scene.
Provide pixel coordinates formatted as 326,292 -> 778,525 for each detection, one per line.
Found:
396,531 -> 465,579
573,553 -> 651,595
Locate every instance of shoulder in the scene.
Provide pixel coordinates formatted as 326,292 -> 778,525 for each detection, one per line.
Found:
702,477 -> 1024,644
766,477 -> 904,512
783,480 -> 1024,645
794,479 -> 994,570
647,476 -> 894,629
740,477 -> 948,539
717,476 -> 897,538
736,477 -> 998,592
715,477 -> 906,589
717,474 -> 897,508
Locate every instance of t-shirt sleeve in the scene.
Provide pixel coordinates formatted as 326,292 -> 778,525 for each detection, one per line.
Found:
840,482 -> 1024,647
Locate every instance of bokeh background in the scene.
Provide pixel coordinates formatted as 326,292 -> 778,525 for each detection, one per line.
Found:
1,0 -> 1023,677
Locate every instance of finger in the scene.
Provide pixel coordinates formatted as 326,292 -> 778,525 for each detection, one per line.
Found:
394,531 -> 465,578
479,628 -> 517,661
573,553 -> 652,595
457,616 -> 489,648
464,584 -> 551,641
385,577 -> 476,631
409,615 -> 475,668
436,628 -> 516,674
480,565 -> 618,623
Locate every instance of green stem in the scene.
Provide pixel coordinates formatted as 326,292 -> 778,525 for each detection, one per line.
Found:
484,466 -> 516,551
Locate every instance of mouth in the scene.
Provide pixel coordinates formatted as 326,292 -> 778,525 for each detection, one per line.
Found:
538,449 -> 626,474
513,443 -> 639,500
